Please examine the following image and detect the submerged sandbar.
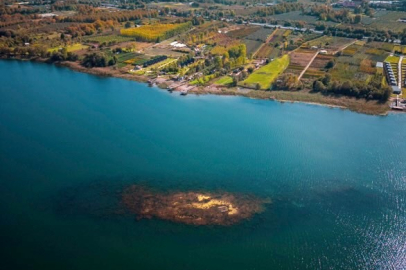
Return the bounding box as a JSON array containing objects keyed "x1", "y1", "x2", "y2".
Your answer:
[{"x1": 122, "y1": 185, "x2": 269, "y2": 226}]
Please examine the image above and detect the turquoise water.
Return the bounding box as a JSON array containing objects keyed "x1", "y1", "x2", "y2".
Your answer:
[{"x1": 1, "y1": 60, "x2": 406, "y2": 270}]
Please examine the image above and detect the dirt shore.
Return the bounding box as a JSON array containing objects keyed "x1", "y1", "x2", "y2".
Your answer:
[{"x1": 1, "y1": 57, "x2": 391, "y2": 115}]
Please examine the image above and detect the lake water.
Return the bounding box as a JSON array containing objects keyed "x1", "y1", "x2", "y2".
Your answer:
[{"x1": 1, "y1": 60, "x2": 406, "y2": 270}]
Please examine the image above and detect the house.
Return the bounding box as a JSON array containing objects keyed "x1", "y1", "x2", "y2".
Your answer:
[{"x1": 392, "y1": 86, "x2": 401, "y2": 94}]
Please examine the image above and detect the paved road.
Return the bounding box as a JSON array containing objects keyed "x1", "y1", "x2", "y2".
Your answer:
[{"x1": 398, "y1": 56, "x2": 403, "y2": 89}]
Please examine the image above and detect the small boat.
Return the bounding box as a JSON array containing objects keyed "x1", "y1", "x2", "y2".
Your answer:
[{"x1": 180, "y1": 90, "x2": 188, "y2": 96}]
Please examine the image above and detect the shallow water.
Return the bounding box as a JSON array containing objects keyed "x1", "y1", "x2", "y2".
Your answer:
[{"x1": 1, "y1": 60, "x2": 406, "y2": 270}]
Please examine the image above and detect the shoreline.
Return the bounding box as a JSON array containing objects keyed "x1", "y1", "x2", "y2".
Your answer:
[{"x1": 1, "y1": 57, "x2": 392, "y2": 116}]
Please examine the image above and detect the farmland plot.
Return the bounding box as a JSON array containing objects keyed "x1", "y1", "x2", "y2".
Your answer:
[
  {"x1": 243, "y1": 39, "x2": 263, "y2": 55},
  {"x1": 302, "y1": 68, "x2": 325, "y2": 79},
  {"x1": 255, "y1": 44, "x2": 274, "y2": 58},
  {"x1": 241, "y1": 55, "x2": 289, "y2": 89},
  {"x1": 342, "y1": 44, "x2": 361, "y2": 56},
  {"x1": 208, "y1": 33, "x2": 240, "y2": 47},
  {"x1": 331, "y1": 62, "x2": 360, "y2": 81},
  {"x1": 366, "y1": 42, "x2": 394, "y2": 53},
  {"x1": 226, "y1": 26, "x2": 261, "y2": 39},
  {"x1": 326, "y1": 40, "x2": 392, "y2": 83},
  {"x1": 116, "y1": 52, "x2": 140, "y2": 63},
  {"x1": 267, "y1": 29, "x2": 286, "y2": 44},
  {"x1": 304, "y1": 36, "x2": 355, "y2": 53},
  {"x1": 284, "y1": 49, "x2": 316, "y2": 75},
  {"x1": 303, "y1": 54, "x2": 333, "y2": 79},
  {"x1": 361, "y1": 10, "x2": 406, "y2": 32},
  {"x1": 84, "y1": 35, "x2": 134, "y2": 44},
  {"x1": 120, "y1": 22, "x2": 191, "y2": 42},
  {"x1": 309, "y1": 54, "x2": 334, "y2": 69},
  {"x1": 269, "y1": 11, "x2": 337, "y2": 26},
  {"x1": 143, "y1": 47, "x2": 185, "y2": 57},
  {"x1": 269, "y1": 48, "x2": 281, "y2": 59},
  {"x1": 245, "y1": 27, "x2": 275, "y2": 42}
]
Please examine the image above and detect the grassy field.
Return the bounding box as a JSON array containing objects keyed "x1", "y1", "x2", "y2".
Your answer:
[
  {"x1": 385, "y1": 55, "x2": 400, "y2": 64},
  {"x1": 215, "y1": 76, "x2": 233, "y2": 85},
  {"x1": 133, "y1": 58, "x2": 176, "y2": 75},
  {"x1": 48, "y1": 43, "x2": 88, "y2": 53},
  {"x1": 191, "y1": 74, "x2": 217, "y2": 85},
  {"x1": 393, "y1": 45, "x2": 406, "y2": 54},
  {"x1": 84, "y1": 35, "x2": 134, "y2": 44},
  {"x1": 241, "y1": 54, "x2": 290, "y2": 89}
]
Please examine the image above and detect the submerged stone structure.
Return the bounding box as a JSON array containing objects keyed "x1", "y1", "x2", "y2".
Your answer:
[{"x1": 122, "y1": 185, "x2": 269, "y2": 226}]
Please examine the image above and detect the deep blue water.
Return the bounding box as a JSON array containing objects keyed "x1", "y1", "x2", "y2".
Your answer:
[{"x1": 1, "y1": 60, "x2": 406, "y2": 270}]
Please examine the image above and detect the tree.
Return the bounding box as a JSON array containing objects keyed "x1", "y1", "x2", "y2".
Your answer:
[
  {"x1": 231, "y1": 76, "x2": 238, "y2": 87},
  {"x1": 313, "y1": 80, "x2": 325, "y2": 92},
  {"x1": 354, "y1": 15, "x2": 361, "y2": 24},
  {"x1": 81, "y1": 53, "x2": 110, "y2": 68},
  {"x1": 322, "y1": 74, "x2": 331, "y2": 86},
  {"x1": 214, "y1": 56, "x2": 223, "y2": 69},
  {"x1": 325, "y1": 60, "x2": 335, "y2": 69},
  {"x1": 67, "y1": 52, "x2": 78, "y2": 61},
  {"x1": 61, "y1": 47, "x2": 68, "y2": 60},
  {"x1": 340, "y1": 81, "x2": 353, "y2": 95}
]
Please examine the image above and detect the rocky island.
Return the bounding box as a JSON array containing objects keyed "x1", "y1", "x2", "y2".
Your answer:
[{"x1": 122, "y1": 185, "x2": 269, "y2": 226}]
